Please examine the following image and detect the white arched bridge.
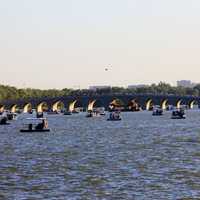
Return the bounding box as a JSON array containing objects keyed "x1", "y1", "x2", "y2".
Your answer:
[{"x1": 0, "y1": 94, "x2": 199, "y2": 113}]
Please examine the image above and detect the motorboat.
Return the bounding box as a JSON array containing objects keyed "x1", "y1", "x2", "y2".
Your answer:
[
  {"x1": 86, "y1": 110, "x2": 100, "y2": 118},
  {"x1": 63, "y1": 111, "x2": 72, "y2": 115},
  {"x1": 47, "y1": 111, "x2": 60, "y2": 115},
  {"x1": 7, "y1": 112, "x2": 18, "y2": 120},
  {"x1": 0, "y1": 116, "x2": 9, "y2": 125},
  {"x1": 100, "y1": 111, "x2": 106, "y2": 116},
  {"x1": 171, "y1": 109, "x2": 186, "y2": 119},
  {"x1": 72, "y1": 110, "x2": 79, "y2": 114},
  {"x1": 107, "y1": 111, "x2": 122, "y2": 121},
  {"x1": 152, "y1": 107, "x2": 163, "y2": 116},
  {"x1": 20, "y1": 118, "x2": 50, "y2": 132}
]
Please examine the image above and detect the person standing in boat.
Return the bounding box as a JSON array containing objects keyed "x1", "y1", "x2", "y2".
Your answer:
[{"x1": 35, "y1": 119, "x2": 46, "y2": 130}]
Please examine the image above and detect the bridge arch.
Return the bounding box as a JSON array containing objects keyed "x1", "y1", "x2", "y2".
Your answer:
[
  {"x1": 52, "y1": 101, "x2": 64, "y2": 112},
  {"x1": 161, "y1": 99, "x2": 169, "y2": 110},
  {"x1": 68, "y1": 100, "x2": 83, "y2": 112},
  {"x1": 146, "y1": 99, "x2": 154, "y2": 111},
  {"x1": 69, "y1": 100, "x2": 77, "y2": 112},
  {"x1": 23, "y1": 103, "x2": 32, "y2": 113},
  {"x1": 10, "y1": 104, "x2": 18, "y2": 113},
  {"x1": 189, "y1": 100, "x2": 198, "y2": 109},
  {"x1": 176, "y1": 99, "x2": 183, "y2": 109},
  {"x1": 37, "y1": 102, "x2": 49, "y2": 113},
  {"x1": 0, "y1": 105, "x2": 4, "y2": 113},
  {"x1": 87, "y1": 99, "x2": 104, "y2": 111},
  {"x1": 88, "y1": 100, "x2": 96, "y2": 111}
]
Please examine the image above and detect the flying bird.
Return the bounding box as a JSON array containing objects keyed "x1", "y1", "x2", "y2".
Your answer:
[{"x1": 105, "y1": 65, "x2": 111, "y2": 71}]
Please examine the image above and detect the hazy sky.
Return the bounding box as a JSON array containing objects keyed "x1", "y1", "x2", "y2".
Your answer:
[{"x1": 0, "y1": 0, "x2": 200, "y2": 89}]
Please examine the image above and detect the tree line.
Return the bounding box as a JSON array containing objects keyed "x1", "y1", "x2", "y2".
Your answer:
[{"x1": 0, "y1": 82, "x2": 200, "y2": 101}]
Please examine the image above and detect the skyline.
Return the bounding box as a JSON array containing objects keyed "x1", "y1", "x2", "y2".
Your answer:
[{"x1": 1, "y1": 0, "x2": 200, "y2": 89}]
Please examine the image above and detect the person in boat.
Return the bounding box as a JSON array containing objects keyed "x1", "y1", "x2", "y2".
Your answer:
[
  {"x1": 28, "y1": 123, "x2": 33, "y2": 130},
  {"x1": 179, "y1": 108, "x2": 185, "y2": 117},
  {"x1": 109, "y1": 110, "x2": 121, "y2": 120},
  {"x1": 36, "y1": 112, "x2": 44, "y2": 118},
  {"x1": 35, "y1": 119, "x2": 48, "y2": 130},
  {"x1": 0, "y1": 117, "x2": 8, "y2": 125}
]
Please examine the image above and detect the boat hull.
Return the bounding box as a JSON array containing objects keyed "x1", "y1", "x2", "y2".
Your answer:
[
  {"x1": 0, "y1": 123, "x2": 10, "y2": 125},
  {"x1": 20, "y1": 129, "x2": 50, "y2": 133},
  {"x1": 107, "y1": 118, "x2": 122, "y2": 121},
  {"x1": 171, "y1": 116, "x2": 186, "y2": 119}
]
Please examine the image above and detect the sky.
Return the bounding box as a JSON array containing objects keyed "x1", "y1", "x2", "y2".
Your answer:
[{"x1": 0, "y1": 0, "x2": 200, "y2": 89}]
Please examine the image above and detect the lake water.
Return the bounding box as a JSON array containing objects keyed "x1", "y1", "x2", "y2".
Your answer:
[{"x1": 0, "y1": 111, "x2": 200, "y2": 199}]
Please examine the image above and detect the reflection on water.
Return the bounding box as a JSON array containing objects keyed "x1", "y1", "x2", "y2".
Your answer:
[{"x1": 1, "y1": 111, "x2": 200, "y2": 199}]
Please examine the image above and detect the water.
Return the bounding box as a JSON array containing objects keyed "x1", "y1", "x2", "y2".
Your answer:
[{"x1": 1, "y1": 111, "x2": 200, "y2": 199}]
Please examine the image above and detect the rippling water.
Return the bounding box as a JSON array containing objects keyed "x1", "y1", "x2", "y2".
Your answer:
[{"x1": 1, "y1": 110, "x2": 200, "y2": 199}]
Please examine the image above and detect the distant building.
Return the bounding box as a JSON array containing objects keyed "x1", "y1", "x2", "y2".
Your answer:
[
  {"x1": 128, "y1": 84, "x2": 148, "y2": 89},
  {"x1": 89, "y1": 86, "x2": 111, "y2": 91},
  {"x1": 177, "y1": 80, "x2": 197, "y2": 88}
]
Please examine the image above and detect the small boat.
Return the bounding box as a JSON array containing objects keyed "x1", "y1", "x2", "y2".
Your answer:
[
  {"x1": 64, "y1": 111, "x2": 72, "y2": 115},
  {"x1": 152, "y1": 107, "x2": 163, "y2": 116},
  {"x1": 86, "y1": 113, "x2": 93, "y2": 118},
  {"x1": 20, "y1": 129, "x2": 50, "y2": 133},
  {"x1": 47, "y1": 111, "x2": 58, "y2": 115},
  {"x1": 20, "y1": 118, "x2": 50, "y2": 132},
  {"x1": 107, "y1": 111, "x2": 122, "y2": 121},
  {"x1": 72, "y1": 110, "x2": 79, "y2": 114},
  {"x1": 0, "y1": 116, "x2": 9, "y2": 125},
  {"x1": 86, "y1": 110, "x2": 101, "y2": 118},
  {"x1": 171, "y1": 109, "x2": 186, "y2": 119},
  {"x1": 107, "y1": 118, "x2": 121, "y2": 121},
  {"x1": 7, "y1": 112, "x2": 17, "y2": 120},
  {"x1": 100, "y1": 111, "x2": 106, "y2": 116}
]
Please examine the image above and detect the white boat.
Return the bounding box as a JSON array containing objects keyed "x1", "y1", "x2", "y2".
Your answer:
[
  {"x1": 152, "y1": 107, "x2": 163, "y2": 116},
  {"x1": 20, "y1": 118, "x2": 50, "y2": 132}
]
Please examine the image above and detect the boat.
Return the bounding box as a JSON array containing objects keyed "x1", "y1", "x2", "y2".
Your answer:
[
  {"x1": 86, "y1": 112, "x2": 93, "y2": 117},
  {"x1": 152, "y1": 107, "x2": 163, "y2": 116},
  {"x1": 20, "y1": 129, "x2": 50, "y2": 133},
  {"x1": 107, "y1": 111, "x2": 122, "y2": 121},
  {"x1": 72, "y1": 110, "x2": 79, "y2": 114},
  {"x1": 171, "y1": 109, "x2": 186, "y2": 119},
  {"x1": 63, "y1": 111, "x2": 72, "y2": 115},
  {"x1": 97, "y1": 107, "x2": 106, "y2": 116},
  {"x1": 20, "y1": 118, "x2": 50, "y2": 132},
  {"x1": 47, "y1": 111, "x2": 60, "y2": 115},
  {"x1": 7, "y1": 112, "x2": 17, "y2": 120},
  {"x1": 107, "y1": 118, "x2": 121, "y2": 121},
  {"x1": 0, "y1": 116, "x2": 9, "y2": 125},
  {"x1": 100, "y1": 111, "x2": 106, "y2": 116},
  {"x1": 86, "y1": 110, "x2": 101, "y2": 118}
]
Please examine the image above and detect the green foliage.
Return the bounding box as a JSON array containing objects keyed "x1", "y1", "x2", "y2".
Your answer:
[{"x1": 0, "y1": 82, "x2": 199, "y2": 101}]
